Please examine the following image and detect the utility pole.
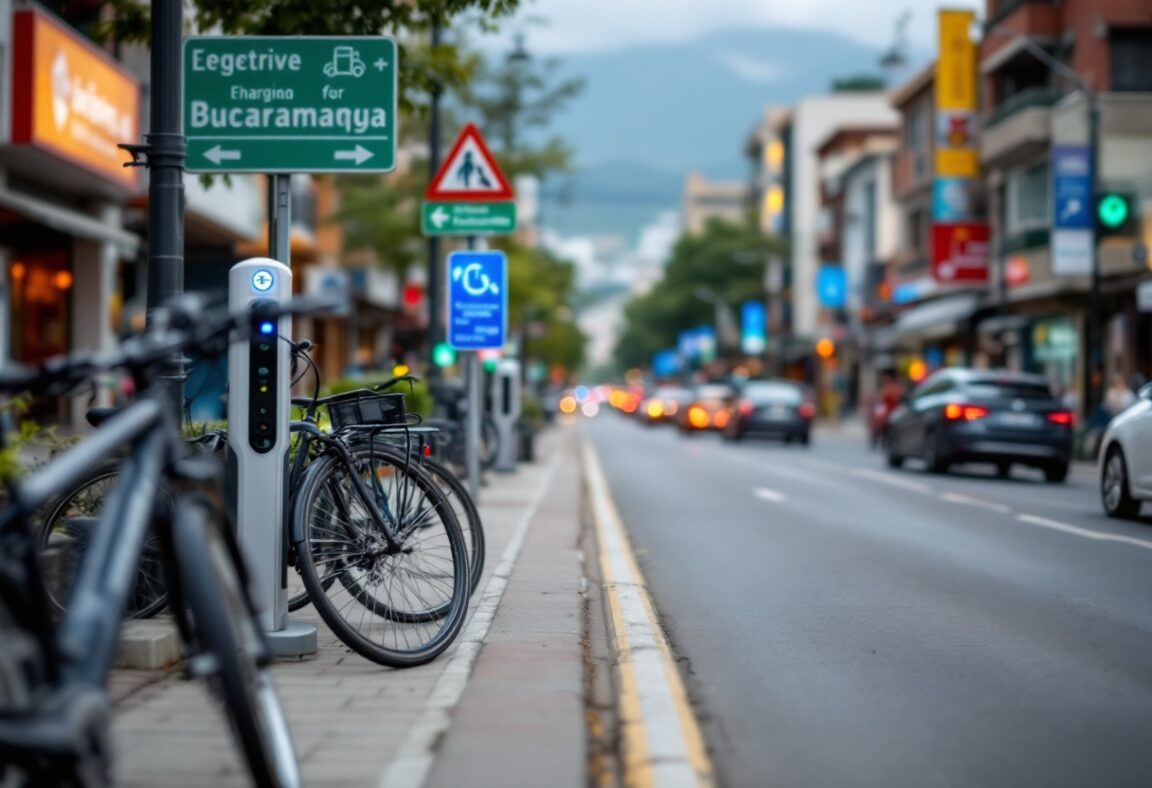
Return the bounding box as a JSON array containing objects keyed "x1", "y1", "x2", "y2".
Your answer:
[
  {"x1": 146, "y1": 0, "x2": 186, "y2": 415},
  {"x1": 1085, "y1": 90, "x2": 1101, "y2": 421},
  {"x1": 426, "y1": 18, "x2": 444, "y2": 385}
]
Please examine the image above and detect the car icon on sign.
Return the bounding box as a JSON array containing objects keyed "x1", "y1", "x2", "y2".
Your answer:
[{"x1": 324, "y1": 46, "x2": 366, "y2": 78}]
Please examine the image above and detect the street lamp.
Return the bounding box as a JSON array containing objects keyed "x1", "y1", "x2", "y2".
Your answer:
[
  {"x1": 986, "y1": 26, "x2": 1100, "y2": 419},
  {"x1": 694, "y1": 286, "x2": 740, "y2": 352}
]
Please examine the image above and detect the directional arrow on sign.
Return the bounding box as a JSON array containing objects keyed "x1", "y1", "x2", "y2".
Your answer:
[
  {"x1": 430, "y1": 206, "x2": 450, "y2": 229},
  {"x1": 204, "y1": 145, "x2": 241, "y2": 164},
  {"x1": 334, "y1": 145, "x2": 375, "y2": 165}
]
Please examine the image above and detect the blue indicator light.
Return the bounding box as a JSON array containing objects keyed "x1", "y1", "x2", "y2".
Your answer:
[{"x1": 260, "y1": 322, "x2": 275, "y2": 335}]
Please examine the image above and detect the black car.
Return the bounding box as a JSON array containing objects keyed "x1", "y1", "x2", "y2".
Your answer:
[
  {"x1": 722, "y1": 379, "x2": 815, "y2": 444},
  {"x1": 884, "y1": 368, "x2": 1074, "y2": 482}
]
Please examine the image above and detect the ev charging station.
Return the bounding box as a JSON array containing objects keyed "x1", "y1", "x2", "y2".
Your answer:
[
  {"x1": 490, "y1": 358, "x2": 521, "y2": 472},
  {"x1": 227, "y1": 256, "x2": 318, "y2": 656}
]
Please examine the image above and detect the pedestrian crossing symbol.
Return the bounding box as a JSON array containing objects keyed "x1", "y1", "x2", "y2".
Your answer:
[{"x1": 425, "y1": 123, "x2": 514, "y2": 202}]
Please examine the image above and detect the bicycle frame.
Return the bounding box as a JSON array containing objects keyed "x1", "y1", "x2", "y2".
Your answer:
[{"x1": 1, "y1": 395, "x2": 175, "y2": 687}]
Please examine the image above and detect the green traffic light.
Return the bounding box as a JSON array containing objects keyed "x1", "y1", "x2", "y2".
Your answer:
[
  {"x1": 1098, "y1": 193, "x2": 1130, "y2": 229},
  {"x1": 432, "y1": 342, "x2": 457, "y2": 367}
]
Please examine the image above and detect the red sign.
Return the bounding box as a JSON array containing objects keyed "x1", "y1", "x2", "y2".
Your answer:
[
  {"x1": 1005, "y1": 256, "x2": 1030, "y2": 287},
  {"x1": 10, "y1": 8, "x2": 140, "y2": 190},
  {"x1": 932, "y1": 222, "x2": 989, "y2": 283},
  {"x1": 425, "y1": 123, "x2": 514, "y2": 202}
]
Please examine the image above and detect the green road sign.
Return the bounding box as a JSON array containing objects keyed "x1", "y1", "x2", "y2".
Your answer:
[
  {"x1": 422, "y1": 202, "x2": 517, "y2": 236},
  {"x1": 184, "y1": 36, "x2": 397, "y2": 173},
  {"x1": 1097, "y1": 193, "x2": 1131, "y2": 230}
]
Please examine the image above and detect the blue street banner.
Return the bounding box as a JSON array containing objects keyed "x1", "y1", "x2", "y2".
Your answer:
[
  {"x1": 933, "y1": 177, "x2": 975, "y2": 221},
  {"x1": 740, "y1": 300, "x2": 767, "y2": 354},
  {"x1": 816, "y1": 265, "x2": 847, "y2": 309},
  {"x1": 447, "y1": 250, "x2": 507, "y2": 350},
  {"x1": 1052, "y1": 145, "x2": 1092, "y2": 231}
]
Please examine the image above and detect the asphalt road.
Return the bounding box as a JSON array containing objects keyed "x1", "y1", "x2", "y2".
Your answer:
[{"x1": 584, "y1": 414, "x2": 1152, "y2": 788}]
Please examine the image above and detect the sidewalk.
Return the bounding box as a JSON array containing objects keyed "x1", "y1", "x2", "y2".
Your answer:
[{"x1": 110, "y1": 426, "x2": 588, "y2": 788}]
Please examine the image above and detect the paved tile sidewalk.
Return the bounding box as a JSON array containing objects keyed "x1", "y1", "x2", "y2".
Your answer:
[{"x1": 111, "y1": 426, "x2": 581, "y2": 788}]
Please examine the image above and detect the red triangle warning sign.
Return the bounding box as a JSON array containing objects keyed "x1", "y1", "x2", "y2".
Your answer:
[{"x1": 425, "y1": 123, "x2": 515, "y2": 202}]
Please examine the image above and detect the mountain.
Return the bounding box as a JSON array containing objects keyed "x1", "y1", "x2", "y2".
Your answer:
[{"x1": 532, "y1": 27, "x2": 924, "y2": 242}]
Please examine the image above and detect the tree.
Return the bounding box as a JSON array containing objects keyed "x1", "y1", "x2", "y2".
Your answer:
[{"x1": 614, "y1": 218, "x2": 786, "y2": 370}]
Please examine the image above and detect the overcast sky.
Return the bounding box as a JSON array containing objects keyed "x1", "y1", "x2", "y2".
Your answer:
[{"x1": 486, "y1": 0, "x2": 982, "y2": 55}]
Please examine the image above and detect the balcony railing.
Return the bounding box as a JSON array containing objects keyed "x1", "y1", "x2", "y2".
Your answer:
[{"x1": 986, "y1": 87, "x2": 1063, "y2": 129}]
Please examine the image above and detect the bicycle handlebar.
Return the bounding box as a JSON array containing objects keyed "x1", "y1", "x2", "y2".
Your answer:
[
  {"x1": 371, "y1": 374, "x2": 420, "y2": 392},
  {"x1": 0, "y1": 293, "x2": 346, "y2": 397}
]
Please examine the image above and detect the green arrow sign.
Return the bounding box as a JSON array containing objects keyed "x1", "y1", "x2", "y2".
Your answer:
[
  {"x1": 422, "y1": 202, "x2": 517, "y2": 236},
  {"x1": 184, "y1": 36, "x2": 397, "y2": 173}
]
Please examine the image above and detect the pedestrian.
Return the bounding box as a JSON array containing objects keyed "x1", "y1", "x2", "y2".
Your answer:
[{"x1": 1104, "y1": 372, "x2": 1137, "y2": 419}]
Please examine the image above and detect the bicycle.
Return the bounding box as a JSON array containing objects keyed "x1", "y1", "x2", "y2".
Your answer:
[
  {"x1": 38, "y1": 347, "x2": 476, "y2": 669},
  {"x1": 0, "y1": 294, "x2": 316, "y2": 787}
]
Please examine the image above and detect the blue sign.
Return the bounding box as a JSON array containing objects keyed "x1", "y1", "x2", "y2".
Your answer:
[
  {"x1": 933, "y1": 178, "x2": 974, "y2": 221},
  {"x1": 740, "y1": 301, "x2": 767, "y2": 354},
  {"x1": 652, "y1": 350, "x2": 680, "y2": 377},
  {"x1": 816, "y1": 265, "x2": 847, "y2": 308},
  {"x1": 678, "y1": 330, "x2": 697, "y2": 360},
  {"x1": 447, "y1": 250, "x2": 507, "y2": 350},
  {"x1": 1052, "y1": 145, "x2": 1092, "y2": 231},
  {"x1": 695, "y1": 326, "x2": 717, "y2": 362}
]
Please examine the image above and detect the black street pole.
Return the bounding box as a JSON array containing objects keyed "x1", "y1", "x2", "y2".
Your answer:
[
  {"x1": 1085, "y1": 89, "x2": 1102, "y2": 423},
  {"x1": 146, "y1": 0, "x2": 186, "y2": 416},
  {"x1": 426, "y1": 19, "x2": 444, "y2": 385}
]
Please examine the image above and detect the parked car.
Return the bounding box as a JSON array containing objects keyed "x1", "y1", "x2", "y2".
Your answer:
[
  {"x1": 722, "y1": 379, "x2": 815, "y2": 445},
  {"x1": 677, "y1": 383, "x2": 735, "y2": 434},
  {"x1": 884, "y1": 368, "x2": 1074, "y2": 482},
  {"x1": 640, "y1": 386, "x2": 694, "y2": 426},
  {"x1": 1099, "y1": 383, "x2": 1152, "y2": 518}
]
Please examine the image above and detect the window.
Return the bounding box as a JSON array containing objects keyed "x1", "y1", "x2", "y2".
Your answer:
[
  {"x1": 1006, "y1": 161, "x2": 1050, "y2": 233},
  {"x1": 905, "y1": 105, "x2": 924, "y2": 151},
  {"x1": 1111, "y1": 29, "x2": 1152, "y2": 92}
]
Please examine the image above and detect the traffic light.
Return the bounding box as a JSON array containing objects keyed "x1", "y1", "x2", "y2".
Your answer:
[
  {"x1": 1097, "y1": 192, "x2": 1136, "y2": 236},
  {"x1": 432, "y1": 342, "x2": 457, "y2": 367}
]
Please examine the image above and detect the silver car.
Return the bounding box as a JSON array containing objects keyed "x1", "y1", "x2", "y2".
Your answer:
[{"x1": 1099, "y1": 384, "x2": 1152, "y2": 518}]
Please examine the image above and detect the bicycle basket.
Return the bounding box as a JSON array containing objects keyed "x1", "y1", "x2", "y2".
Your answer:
[{"x1": 326, "y1": 389, "x2": 407, "y2": 430}]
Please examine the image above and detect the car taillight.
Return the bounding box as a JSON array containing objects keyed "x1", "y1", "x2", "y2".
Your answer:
[
  {"x1": 797, "y1": 402, "x2": 816, "y2": 419},
  {"x1": 1047, "y1": 411, "x2": 1074, "y2": 426},
  {"x1": 944, "y1": 403, "x2": 989, "y2": 421},
  {"x1": 688, "y1": 405, "x2": 710, "y2": 429},
  {"x1": 714, "y1": 410, "x2": 730, "y2": 429},
  {"x1": 738, "y1": 399, "x2": 755, "y2": 416},
  {"x1": 646, "y1": 399, "x2": 665, "y2": 419}
]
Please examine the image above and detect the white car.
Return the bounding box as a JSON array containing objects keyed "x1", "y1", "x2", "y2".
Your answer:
[{"x1": 1099, "y1": 385, "x2": 1152, "y2": 518}]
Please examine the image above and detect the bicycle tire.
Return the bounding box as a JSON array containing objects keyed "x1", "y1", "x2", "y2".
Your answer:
[
  {"x1": 411, "y1": 453, "x2": 485, "y2": 594},
  {"x1": 293, "y1": 445, "x2": 469, "y2": 668},
  {"x1": 37, "y1": 462, "x2": 169, "y2": 619},
  {"x1": 172, "y1": 497, "x2": 300, "y2": 788}
]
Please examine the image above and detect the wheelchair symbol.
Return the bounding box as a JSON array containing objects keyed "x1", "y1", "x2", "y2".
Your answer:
[{"x1": 453, "y1": 263, "x2": 499, "y2": 297}]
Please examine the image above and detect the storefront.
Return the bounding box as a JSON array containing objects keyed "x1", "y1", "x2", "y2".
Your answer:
[{"x1": 0, "y1": 4, "x2": 140, "y2": 422}]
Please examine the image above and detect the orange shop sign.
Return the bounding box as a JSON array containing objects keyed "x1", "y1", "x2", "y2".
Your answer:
[{"x1": 10, "y1": 8, "x2": 140, "y2": 189}]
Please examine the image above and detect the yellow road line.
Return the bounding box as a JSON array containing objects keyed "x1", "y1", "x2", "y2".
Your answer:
[{"x1": 583, "y1": 440, "x2": 715, "y2": 788}]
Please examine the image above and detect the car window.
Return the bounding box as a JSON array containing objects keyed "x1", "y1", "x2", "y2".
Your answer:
[
  {"x1": 914, "y1": 377, "x2": 953, "y2": 399},
  {"x1": 964, "y1": 381, "x2": 1052, "y2": 400},
  {"x1": 741, "y1": 382, "x2": 803, "y2": 404}
]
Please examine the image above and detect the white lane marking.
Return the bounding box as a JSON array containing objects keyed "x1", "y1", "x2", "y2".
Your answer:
[
  {"x1": 754, "y1": 487, "x2": 788, "y2": 503},
  {"x1": 1015, "y1": 514, "x2": 1152, "y2": 551},
  {"x1": 378, "y1": 454, "x2": 561, "y2": 788},
  {"x1": 851, "y1": 467, "x2": 933, "y2": 494},
  {"x1": 940, "y1": 491, "x2": 1013, "y2": 515}
]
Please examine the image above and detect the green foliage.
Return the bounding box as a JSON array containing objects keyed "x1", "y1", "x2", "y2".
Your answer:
[
  {"x1": 0, "y1": 397, "x2": 83, "y2": 481},
  {"x1": 614, "y1": 217, "x2": 787, "y2": 370},
  {"x1": 329, "y1": 169, "x2": 424, "y2": 278}
]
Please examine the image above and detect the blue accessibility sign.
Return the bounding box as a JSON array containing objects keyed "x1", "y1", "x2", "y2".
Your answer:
[{"x1": 447, "y1": 250, "x2": 507, "y2": 350}]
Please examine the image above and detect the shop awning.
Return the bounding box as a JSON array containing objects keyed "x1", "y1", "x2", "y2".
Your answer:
[
  {"x1": 891, "y1": 292, "x2": 983, "y2": 342},
  {"x1": 0, "y1": 185, "x2": 139, "y2": 258}
]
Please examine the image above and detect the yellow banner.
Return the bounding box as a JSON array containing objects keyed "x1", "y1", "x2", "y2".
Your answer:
[{"x1": 936, "y1": 9, "x2": 976, "y2": 111}]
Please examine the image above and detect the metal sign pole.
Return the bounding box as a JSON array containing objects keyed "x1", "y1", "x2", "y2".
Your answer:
[{"x1": 465, "y1": 234, "x2": 484, "y2": 503}]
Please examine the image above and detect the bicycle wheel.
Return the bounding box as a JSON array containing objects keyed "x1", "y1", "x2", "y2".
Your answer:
[
  {"x1": 412, "y1": 453, "x2": 485, "y2": 594},
  {"x1": 171, "y1": 497, "x2": 299, "y2": 788},
  {"x1": 38, "y1": 462, "x2": 168, "y2": 619},
  {"x1": 293, "y1": 445, "x2": 469, "y2": 668}
]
